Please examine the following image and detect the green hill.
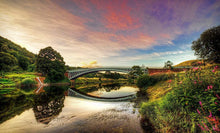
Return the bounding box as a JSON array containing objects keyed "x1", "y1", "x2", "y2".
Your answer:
[
  {"x1": 0, "y1": 36, "x2": 36, "y2": 72},
  {"x1": 174, "y1": 59, "x2": 200, "y2": 67}
]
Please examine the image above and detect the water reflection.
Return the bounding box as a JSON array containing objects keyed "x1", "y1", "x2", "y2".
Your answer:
[
  {"x1": 0, "y1": 94, "x2": 33, "y2": 124},
  {"x1": 0, "y1": 83, "x2": 151, "y2": 133},
  {"x1": 33, "y1": 86, "x2": 67, "y2": 124},
  {"x1": 75, "y1": 82, "x2": 139, "y2": 98},
  {"x1": 76, "y1": 83, "x2": 122, "y2": 93},
  {"x1": 0, "y1": 85, "x2": 69, "y2": 125},
  {"x1": 102, "y1": 83, "x2": 121, "y2": 92}
]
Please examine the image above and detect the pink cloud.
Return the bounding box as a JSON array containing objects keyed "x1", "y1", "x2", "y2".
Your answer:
[
  {"x1": 104, "y1": 12, "x2": 140, "y2": 31},
  {"x1": 0, "y1": 0, "x2": 219, "y2": 67}
]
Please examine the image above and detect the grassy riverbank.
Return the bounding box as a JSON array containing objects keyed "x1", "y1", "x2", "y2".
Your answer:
[
  {"x1": 139, "y1": 66, "x2": 220, "y2": 132},
  {"x1": 0, "y1": 72, "x2": 38, "y2": 95},
  {"x1": 0, "y1": 72, "x2": 37, "y2": 87},
  {"x1": 74, "y1": 77, "x2": 127, "y2": 84}
]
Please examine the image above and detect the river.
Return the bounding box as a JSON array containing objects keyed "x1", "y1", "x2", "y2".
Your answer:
[{"x1": 0, "y1": 82, "x2": 151, "y2": 133}]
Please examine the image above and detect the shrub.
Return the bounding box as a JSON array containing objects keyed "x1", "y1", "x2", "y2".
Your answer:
[
  {"x1": 21, "y1": 78, "x2": 36, "y2": 86},
  {"x1": 137, "y1": 74, "x2": 151, "y2": 88},
  {"x1": 140, "y1": 66, "x2": 220, "y2": 132},
  {"x1": 137, "y1": 73, "x2": 175, "y2": 88},
  {"x1": 46, "y1": 69, "x2": 65, "y2": 83}
]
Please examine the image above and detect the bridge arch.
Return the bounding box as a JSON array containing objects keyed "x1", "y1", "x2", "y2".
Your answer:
[
  {"x1": 68, "y1": 88, "x2": 136, "y2": 102},
  {"x1": 67, "y1": 68, "x2": 134, "y2": 80}
]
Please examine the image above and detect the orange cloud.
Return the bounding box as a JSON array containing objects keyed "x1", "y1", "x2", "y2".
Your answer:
[{"x1": 81, "y1": 60, "x2": 100, "y2": 68}]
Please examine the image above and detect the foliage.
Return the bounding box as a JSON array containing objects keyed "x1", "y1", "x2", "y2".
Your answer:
[
  {"x1": 137, "y1": 73, "x2": 175, "y2": 88},
  {"x1": 0, "y1": 72, "x2": 37, "y2": 88},
  {"x1": 192, "y1": 25, "x2": 220, "y2": 63},
  {"x1": 0, "y1": 94, "x2": 33, "y2": 124},
  {"x1": 17, "y1": 55, "x2": 29, "y2": 70},
  {"x1": 36, "y1": 46, "x2": 66, "y2": 82},
  {"x1": 20, "y1": 78, "x2": 37, "y2": 86},
  {"x1": 0, "y1": 52, "x2": 18, "y2": 71},
  {"x1": 103, "y1": 72, "x2": 126, "y2": 79},
  {"x1": 140, "y1": 66, "x2": 220, "y2": 132},
  {"x1": 137, "y1": 74, "x2": 151, "y2": 88},
  {"x1": 82, "y1": 73, "x2": 97, "y2": 78},
  {"x1": 129, "y1": 65, "x2": 144, "y2": 82},
  {"x1": 0, "y1": 36, "x2": 36, "y2": 71},
  {"x1": 130, "y1": 65, "x2": 143, "y2": 76},
  {"x1": 146, "y1": 80, "x2": 173, "y2": 101},
  {"x1": 65, "y1": 65, "x2": 82, "y2": 70},
  {"x1": 27, "y1": 64, "x2": 36, "y2": 72},
  {"x1": 164, "y1": 60, "x2": 173, "y2": 69},
  {"x1": 0, "y1": 78, "x2": 16, "y2": 88}
]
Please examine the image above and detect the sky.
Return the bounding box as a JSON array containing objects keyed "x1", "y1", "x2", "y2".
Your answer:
[{"x1": 0, "y1": 0, "x2": 220, "y2": 67}]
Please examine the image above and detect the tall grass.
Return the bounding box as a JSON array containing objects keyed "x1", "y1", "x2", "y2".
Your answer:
[
  {"x1": 137, "y1": 73, "x2": 175, "y2": 88},
  {"x1": 140, "y1": 66, "x2": 220, "y2": 132}
]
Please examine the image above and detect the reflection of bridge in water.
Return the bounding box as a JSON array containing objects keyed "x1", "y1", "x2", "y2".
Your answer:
[
  {"x1": 68, "y1": 88, "x2": 136, "y2": 102},
  {"x1": 66, "y1": 67, "x2": 148, "y2": 80}
]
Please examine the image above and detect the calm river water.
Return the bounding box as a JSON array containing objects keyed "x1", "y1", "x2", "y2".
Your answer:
[{"x1": 0, "y1": 82, "x2": 150, "y2": 133}]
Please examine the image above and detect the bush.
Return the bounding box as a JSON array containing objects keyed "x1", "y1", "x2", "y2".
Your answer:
[
  {"x1": 140, "y1": 66, "x2": 220, "y2": 132},
  {"x1": 150, "y1": 73, "x2": 175, "y2": 83},
  {"x1": 137, "y1": 73, "x2": 175, "y2": 88},
  {"x1": 21, "y1": 78, "x2": 36, "y2": 86},
  {"x1": 137, "y1": 74, "x2": 151, "y2": 88},
  {"x1": 46, "y1": 69, "x2": 65, "y2": 83}
]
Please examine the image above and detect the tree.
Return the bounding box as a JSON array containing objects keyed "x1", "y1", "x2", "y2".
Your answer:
[
  {"x1": 192, "y1": 25, "x2": 220, "y2": 63},
  {"x1": 18, "y1": 55, "x2": 29, "y2": 70},
  {"x1": 164, "y1": 60, "x2": 173, "y2": 69},
  {"x1": 129, "y1": 65, "x2": 143, "y2": 77},
  {"x1": 0, "y1": 52, "x2": 17, "y2": 71},
  {"x1": 36, "y1": 47, "x2": 66, "y2": 82}
]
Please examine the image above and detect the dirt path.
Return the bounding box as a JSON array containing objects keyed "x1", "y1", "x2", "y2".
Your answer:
[{"x1": 34, "y1": 77, "x2": 45, "y2": 94}]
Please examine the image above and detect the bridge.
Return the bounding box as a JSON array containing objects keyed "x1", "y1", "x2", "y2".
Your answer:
[
  {"x1": 68, "y1": 88, "x2": 136, "y2": 102},
  {"x1": 66, "y1": 67, "x2": 147, "y2": 80}
]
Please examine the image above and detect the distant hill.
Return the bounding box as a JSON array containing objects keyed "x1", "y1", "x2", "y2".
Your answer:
[
  {"x1": 175, "y1": 60, "x2": 200, "y2": 67},
  {"x1": 0, "y1": 36, "x2": 36, "y2": 71}
]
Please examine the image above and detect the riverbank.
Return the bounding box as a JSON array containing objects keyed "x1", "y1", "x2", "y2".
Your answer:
[
  {"x1": 139, "y1": 66, "x2": 220, "y2": 132},
  {"x1": 74, "y1": 77, "x2": 128, "y2": 84},
  {"x1": 0, "y1": 72, "x2": 71, "y2": 95},
  {"x1": 0, "y1": 72, "x2": 37, "y2": 88}
]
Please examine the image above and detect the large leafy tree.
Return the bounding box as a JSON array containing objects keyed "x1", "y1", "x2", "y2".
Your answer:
[
  {"x1": 18, "y1": 55, "x2": 29, "y2": 70},
  {"x1": 192, "y1": 25, "x2": 220, "y2": 63},
  {"x1": 164, "y1": 60, "x2": 173, "y2": 69},
  {"x1": 0, "y1": 52, "x2": 17, "y2": 71},
  {"x1": 129, "y1": 65, "x2": 143, "y2": 77},
  {"x1": 36, "y1": 47, "x2": 66, "y2": 82}
]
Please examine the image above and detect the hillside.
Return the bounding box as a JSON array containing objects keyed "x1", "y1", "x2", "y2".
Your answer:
[
  {"x1": 174, "y1": 59, "x2": 200, "y2": 67},
  {"x1": 0, "y1": 36, "x2": 36, "y2": 71}
]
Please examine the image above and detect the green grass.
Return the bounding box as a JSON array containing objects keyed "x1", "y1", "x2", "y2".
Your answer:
[
  {"x1": 140, "y1": 66, "x2": 220, "y2": 132},
  {"x1": 75, "y1": 77, "x2": 127, "y2": 84},
  {"x1": 0, "y1": 78, "x2": 16, "y2": 87},
  {"x1": 175, "y1": 59, "x2": 200, "y2": 67},
  {"x1": 0, "y1": 72, "x2": 37, "y2": 88},
  {"x1": 5, "y1": 72, "x2": 37, "y2": 78},
  {"x1": 0, "y1": 87, "x2": 21, "y2": 96}
]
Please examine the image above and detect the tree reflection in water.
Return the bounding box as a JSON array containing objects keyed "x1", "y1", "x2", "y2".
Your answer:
[
  {"x1": 33, "y1": 86, "x2": 68, "y2": 124},
  {"x1": 76, "y1": 83, "x2": 123, "y2": 93},
  {"x1": 0, "y1": 94, "x2": 33, "y2": 124},
  {"x1": 102, "y1": 83, "x2": 121, "y2": 92}
]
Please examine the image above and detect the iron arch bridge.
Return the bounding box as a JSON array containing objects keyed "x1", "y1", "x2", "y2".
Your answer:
[
  {"x1": 66, "y1": 67, "x2": 148, "y2": 80},
  {"x1": 68, "y1": 88, "x2": 136, "y2": 102}
]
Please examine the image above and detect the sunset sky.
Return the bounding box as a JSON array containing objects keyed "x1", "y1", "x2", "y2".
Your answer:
[{"x1": 0, "y1": 0, "x2": 220, "y2": 67}]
